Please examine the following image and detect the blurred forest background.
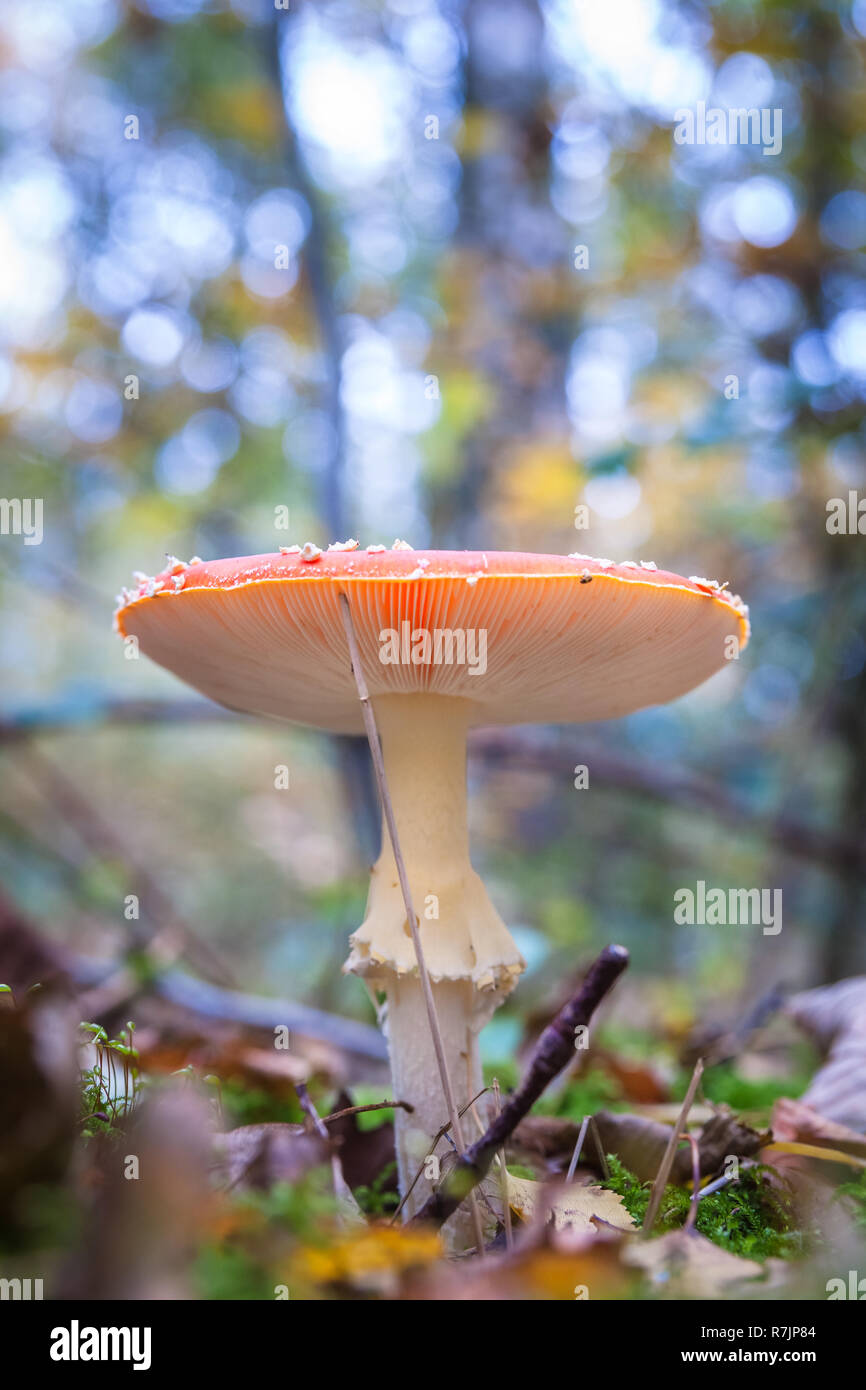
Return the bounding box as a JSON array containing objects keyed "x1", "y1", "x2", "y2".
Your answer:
[{"x1": 0, "y1": 0, "x2": 865, "y2": 1076}]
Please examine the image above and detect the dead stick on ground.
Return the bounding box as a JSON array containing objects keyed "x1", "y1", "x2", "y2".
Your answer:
[
  {"x1": 493, "y1": 1077, "x2": 513, "y2": 1251},
  {"x1": 565, "y1": 1115, "x2": 591, "y2": 1183},
  {"x1": 12, "y1": 748, "x2": 233, "y2": 987},
  {"x1": 642, "y1": 1057, "x2": 705, "y2": 1236},
  {"x1": 589, "y1": 1115, "x2": 610, "y2": 1180},
  {"x1": 320, "y1": 1099, "x2": 414, "y2": 1125},
  {"x1": 338, "y1": 593, "x2": 486, "y2": 1255},
  {"x1": 683, "y1": 1132, "x2": 701, "y2": 1231},
  {"x1": 412, "y1": 943, "x2": 630, "y2": 1227},
  {"x1": 296, "y1": 1082, "x2": 356, "y2": 1210}
]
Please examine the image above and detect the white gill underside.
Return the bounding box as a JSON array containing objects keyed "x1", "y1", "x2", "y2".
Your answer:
[{"x1": 120, "y1": 570, "x2": 742, "y2": 734}]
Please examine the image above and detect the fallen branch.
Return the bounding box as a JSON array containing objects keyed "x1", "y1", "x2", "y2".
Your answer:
[
  {"x1": 3, "y1": 698, "x2": 860, "y2": 878},
  {"x1": 320, "y1": 1099, "x2": 414, "y2": 1124},
  {"x1": 683, "y1": 1132, "x2": 701, "y2": 1231},
  {"x1": 472, "y1": 730, "x2": 866, "y2": 880},
  {"x1": 412, "y1": 944, "x2": 629, "y2": 1227},
  {"x1": 9, "y1": 744, "x2": 233, "y2": 986},
  {"x1": 69, "y1": 956, "x2": 389, "y2": 1063}
]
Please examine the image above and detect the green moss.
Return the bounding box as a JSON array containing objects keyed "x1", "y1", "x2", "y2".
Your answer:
[
  {"x1": 335, "y1": 1087, "x2": 399, "y2": 1133},
  {"x1": 602, "y1": 1154, "x2": 651, "y2": 1223},
  {"x1": 601, "y1": 1155, "x2": 801, "y2": 1260},
  {"x1": 539, "y1": 1067, "x2": 625, "y2": 1118},
  {"x1": 594, "y1": 1023, "x2": 671, "y2": 1062},
  {"x1": 482, "y1": 1059, "x2": 520, "y2": 1093},
  {"x1": 247, "y1": 1176, "x2": 339, "y2": 1238},
  {"x1": 219, "y1": 1077, "x2": 304, "y2": 1127},
  {"x1": 194, "y1": 1176, "x2": 339, "y2": 1300},
  {"x1": 836, "y1": 1171, "x2": 866, "y2": 1231},
  {"x1": 194, "y1": 1244, "x2": 276, "y2": 1301},
  {"x1": 79, "y1": 1020, "x2": 142, "y2": 1136},
  {"x1": 505, "y1": 1163, "x2": 536, "y2": 1181}
]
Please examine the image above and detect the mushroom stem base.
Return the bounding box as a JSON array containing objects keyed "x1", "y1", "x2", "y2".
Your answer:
[
  {"x1": 384, "y1": 973, "x2": 485, "y2": 1227},
  {"x1": 343, "y1": 693, "x2": 522, "y2": 1245},
  {"x1": 345, "y1": 693, "x2": 524, "y2": 999}
]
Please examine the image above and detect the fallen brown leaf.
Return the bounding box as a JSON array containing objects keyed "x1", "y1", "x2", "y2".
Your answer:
[
  {"x1": 591, "y1": 1112, "x2": 669, "y2": 1181},
  {"x1": 623, "y1": 1229, "x2": 765, "y2": 1299},
  {"x1": 772, "y1": 1097, "x2": 866, "y2": 1159},
  {"x1": 507, "y1": 1173, "x2": 636, "y2": 1233},
  {"x1": 511, "y1": 1114, "x2": 582, "y2": 1167},
  {"x1": 406, "y1": 1223, "x2": 631, "y2": 1301},
  {"x1": 213, "y1": 1122, "x2": 331, "y2": 1190},
  {"x1": 324, "y1": 1090, "x2": 398, "y2": 1192},
  {"x1": 291, "y1": 1224, "x2": 442, "y2": 1297},
  {"x1": 592, "y1": 1108, "x2": 764, "y2": 1184},
  {"x1": 785, "y1": 977, "x2": 866, "y2": 1131},
  {"x1": 594, "y1": 1048, "x2": 671, "y2": 1103},
  {"x1": 684, "y1": 1107, "x2": 765, "y2": 1178}
]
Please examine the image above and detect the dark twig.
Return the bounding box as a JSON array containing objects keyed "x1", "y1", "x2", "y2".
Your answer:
[
  {"x1": 0, "y1": 696, "x2": 239, "y2": 743},
  {"x1": 320, "y1": 1099, "x2": 414, "y2": 1124},
  {"x1": 68, "y1": 956, "x2": 389, "y2": 1062},
  {"x1": 10, "y1": 745, "x2": 232, "y2": 986},
  {"x1": 695, "y1": 984, "x2": 786, "y2": 1069},
  {"x1": 412, "y1": 944, "x2": 630, "y2": 1227},
  {"x1": 471, "y1": 731, "x2": 866, "y2": 880}
]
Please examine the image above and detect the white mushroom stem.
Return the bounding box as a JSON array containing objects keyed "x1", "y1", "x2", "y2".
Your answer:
[
  {"x1": 344, "y1": 694, "x2": 524, "y2": 1218},
  {"x1": 385, "y1": 974, "x2": 481, "y2": 1211}
]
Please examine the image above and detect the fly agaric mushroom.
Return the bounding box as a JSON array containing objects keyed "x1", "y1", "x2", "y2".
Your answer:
[{"x1": 115, "y1": 547, "x2": 749, "y2": 1217}]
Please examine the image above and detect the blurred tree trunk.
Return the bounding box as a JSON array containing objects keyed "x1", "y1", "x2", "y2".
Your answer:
[
  {"x1": 444, "y1": 0, "x2": 559, "y2": 547},
  {"x1": 799, "y1": 8, "x2": 866, "y2": 979}
]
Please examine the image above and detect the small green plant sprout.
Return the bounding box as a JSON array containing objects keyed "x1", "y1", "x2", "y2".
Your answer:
[
  {"x1": 836, "y1": 1171, "x2": 866, "y2": 1231},
  {"x1": 202, "y1": 1072, "x2": 225, "y2": 1125},
  {"x1": 80, "y1": 1019, "x2": 141, "y2": 1133},
  {"x1": 354, "y1": 1162, "x2": 400, "y2": 1217}
]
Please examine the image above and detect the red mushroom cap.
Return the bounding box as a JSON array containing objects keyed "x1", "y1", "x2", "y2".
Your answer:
[{"x1": 115, "y1": 546, "x2": 749, "y2": 734}]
